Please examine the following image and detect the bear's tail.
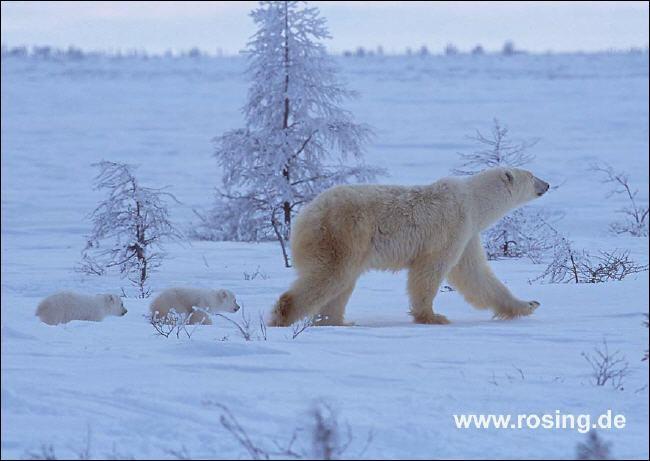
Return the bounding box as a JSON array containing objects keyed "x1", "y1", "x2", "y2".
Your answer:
[{"x1": 268, "y1": 292, "x2": 294, "y2": 327}]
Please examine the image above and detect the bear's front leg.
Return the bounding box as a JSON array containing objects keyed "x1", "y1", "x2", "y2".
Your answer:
[
  {"x1": 407, "y1": 260, "x2": 450, "y2": 325},
  {"x1": 447, "y1": 235, "x2": 540, "y2": 320},
  {"x1": 492, "y1": 300, "x2": 540, "y2": 320}
]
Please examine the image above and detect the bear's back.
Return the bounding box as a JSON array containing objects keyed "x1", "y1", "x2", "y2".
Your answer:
[{"x1": 150, "y1": 288, "x2": 208, "y2": 316}]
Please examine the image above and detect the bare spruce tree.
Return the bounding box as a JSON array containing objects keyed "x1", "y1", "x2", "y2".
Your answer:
[
  {"x1": 452, "y1": 119, "x2": 558, "y2": 261},
  {"x1": 79, "y1": 161, "x2": 183, "y2": 297},
  {"x1": 196, "y1": 1, "x2": 383, "y2": 267}
]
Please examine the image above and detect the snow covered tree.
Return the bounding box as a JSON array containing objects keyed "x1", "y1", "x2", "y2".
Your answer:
[
  {"x1": 444, "y1": 43, "x2": 458, "y2": 56},
  {"x1": 79, "y1": 161, "x2": 183, "y2": 298},
  {"x1": 471, "y1": 44, "x2": 485, "y2": 56},
  {"x1": 453, "y1": 119, "x2": 554, "y2": 261},
  {"x1": 452, "y1": 119, "x2": 537, "y2": 176},
  {"x1": 196, "y1": 1, "x2": 383, "y2": 267}
]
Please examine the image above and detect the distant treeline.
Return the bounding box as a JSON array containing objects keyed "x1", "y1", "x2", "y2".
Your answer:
[
  {"x1": 342, "y1": 41, "x2": 648, "y2": 57},
  {"x1": 343, "y1": 41, "x2": 525, "y2": 57},
  {"x1": 0, "y1": 45, "x2": 215, "y2": 60},
  {"x1": 2, "y1": 43, "x2": 648, "y2": 60}
]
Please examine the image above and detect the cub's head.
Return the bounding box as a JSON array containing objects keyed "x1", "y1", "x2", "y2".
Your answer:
[
  {"x1": 213, "y1": 289, "x2": 240, "y2": 313},
  {"x1": 100, "y1": 293, "x2": 128, "y2": 316},
  {"x1": 498, "y1": 167, "x2": 549, "y2": 205}
]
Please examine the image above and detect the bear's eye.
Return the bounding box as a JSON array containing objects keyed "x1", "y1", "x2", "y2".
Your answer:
[{"x1": 505, "y1": 171, "x2": 514, "y2": 183}]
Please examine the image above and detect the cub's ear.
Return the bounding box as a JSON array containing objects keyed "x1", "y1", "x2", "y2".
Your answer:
[{"x1": 217, "y1": 289, "x2": 227, "y2": 299}]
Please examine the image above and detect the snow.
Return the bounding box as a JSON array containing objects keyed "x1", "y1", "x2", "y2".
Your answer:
[{"x1": 1, "y1": 52, "x2": 649, "y2": 459}]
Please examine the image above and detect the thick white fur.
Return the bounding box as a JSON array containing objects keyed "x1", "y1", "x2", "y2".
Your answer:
[
  {"x1": 270, "y1": 167, "x2": 549, "y2": 326},
  {"x1": 36, "y1": 291, "x2": 127, "y2": 325},
  {"x1": 149, "y1": 288, "x2": 240, "y2": 325}
]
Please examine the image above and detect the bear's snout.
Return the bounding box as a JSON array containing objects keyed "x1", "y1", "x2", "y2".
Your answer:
[
  {"x1": 121, "y1": 308, "x2": 128, "y2": 316},
  {"x1": 534, "y1": 176, "x2": 550, "y2": 196},
  {"x1": 232, "y1": 303, "x2": 241, "y2": 312}
]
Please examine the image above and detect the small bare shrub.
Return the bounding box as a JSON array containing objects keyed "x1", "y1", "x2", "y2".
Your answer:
[
  {"x1": 214, "y1": 403, "x2": 291, "y2": 460},
  {"x1": 576, "y1": 431, "x2": 612, "y2": 460},
  {"x1": 641, "y1": 314, "x2": 650, "y2": 361},
  {"x1": 214, "y1": 306, "x2": 254, "y2": 341},
  {"x1": 106, "y1": 443, "x2": 134, "y2": 460},
  {"x1": 292, "y1": 316, "x2": 314, "y2": 339},
  {"x1": 582, "y1": 339, "x2": 629, "y2": 390},
  {"x1": 214, "y1": 306, "x2": 268, "y2": 341},
  {"x1": 75, "y1": 425, "x2": 92, "y2": 460},
  {"x1": 309, "y1": 402, "x2": 353, "y2": 460},
  {"x1": 483, "y1": 208, "x2": 562, "y2": 263},
  {"x1": 576, "y1": 250, "x2": 649, "y2": 283},
  {"x1": 532, "y1": 238, "x2": 648, "y2": 284},
  {"x1": 244, "y1": 266, "x2": 270, "y2": 281},
  {"x1": 164, "y1": 446, "x2": 191, "y2": 460},
  {"x1": 591, "y1": 163, "x2": 648, "y2": 237},
  {"x1": 209, "y1": 401, "x2": 369, "y2": 460},
  {"x1": 147, "y1": 309, "x2": 198, "y2": 339},
  {"x1": 259, "y1": 312, "x2": 268, "y2": 341},
  {"x1": 23, "y1": 444, "x2": 57, "y2": 460}
]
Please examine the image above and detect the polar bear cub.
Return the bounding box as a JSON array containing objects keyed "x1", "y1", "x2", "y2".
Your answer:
[
  {"x1": 36, "y1": 291, "x2": 127, "y2": 325},
  {"x1": 149, "y1": 288, "x2": 240, "y2": 325}
]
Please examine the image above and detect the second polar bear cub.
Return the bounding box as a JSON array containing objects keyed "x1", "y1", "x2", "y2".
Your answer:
[
  {"x1": 270, "y1": 167, "x2": 550, "y2": 327},
  {"x1": 36, "y1": 291, "x2": 127, "y2": 325},
  {"x1": 150, "y1": 288, "x2": 240, "y2": 325}
]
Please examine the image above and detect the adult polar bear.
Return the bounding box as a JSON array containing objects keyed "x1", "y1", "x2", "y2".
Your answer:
[{"x1": 270, "y1": 167, "x2": 550, "y2": 327}]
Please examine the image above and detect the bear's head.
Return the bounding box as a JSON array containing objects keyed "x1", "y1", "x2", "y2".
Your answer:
[
  {"x1": 100, "y1": 293, "x2": 128, "y2": 316},
  {"x1": 213, "y1": 289, "x2": 240, "y2": 313},
  {"x1": 468, "y1": 167, "x2": 550, "y2": 230},
  {"x1": 498, "y1": 167, "x2": 549, "y2": 205}
]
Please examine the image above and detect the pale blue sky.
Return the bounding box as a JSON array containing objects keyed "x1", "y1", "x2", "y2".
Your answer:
[{"x1": 2, "y1": 1, "x2": 648, "y2": 54}]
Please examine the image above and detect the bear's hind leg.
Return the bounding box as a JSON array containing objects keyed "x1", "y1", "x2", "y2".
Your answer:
[
  {"x1": 314, "y1": 282, "x2": 357, "y2": 326},
  {"x1": 188, "y1": 309, "x2": 212, "y2": 325},
  {"x1": 407, "y1": 258, "x2": 450, "y2": 325},
  {"x1": 269, "y1": 271, "x2": 352, "y2": 327}
]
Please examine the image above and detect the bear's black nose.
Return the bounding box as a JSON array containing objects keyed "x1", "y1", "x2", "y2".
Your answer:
[{"x1": 536, "y1": 180, "x2": 550, "y2": 196}]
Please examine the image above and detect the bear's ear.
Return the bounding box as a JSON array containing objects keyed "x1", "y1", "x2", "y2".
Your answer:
[{"x1": 217, "y1": 290, "x2": 227, "y2": 300}]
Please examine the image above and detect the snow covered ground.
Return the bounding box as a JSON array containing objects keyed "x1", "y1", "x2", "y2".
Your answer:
[{"x1": 1, "y1": 52, "x2": 649, "y2": 459}]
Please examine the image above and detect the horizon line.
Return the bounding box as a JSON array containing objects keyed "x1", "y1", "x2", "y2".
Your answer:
[{"x1": 3, "y1": 42, "x2": 649, "y2": 58}]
